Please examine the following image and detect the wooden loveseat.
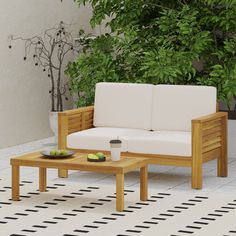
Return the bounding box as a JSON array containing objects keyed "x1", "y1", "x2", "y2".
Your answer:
[{"x1": 58, "y1": 83, "x2": 228, "y2": 189}]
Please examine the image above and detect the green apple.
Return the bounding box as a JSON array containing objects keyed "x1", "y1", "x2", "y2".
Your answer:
[
  {"x1": 88, "y1": 154, "x2": 99, "y2": 159},
  {"x1": 55, "y1": 150, "x2": 61, "y2": 156},
  {"x1": 60, "y1": 150, "x2": 68, "y2": 156},
  {"x1": 96, "y1": 152, "x2": 105, "y2": 159},
  {"x1": 50, "y1": 150, "x2": 57, "y2": 156}
]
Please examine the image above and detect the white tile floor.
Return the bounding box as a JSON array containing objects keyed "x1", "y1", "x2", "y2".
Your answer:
[
  {"x1": 1, "y1": 138, "x2": 236, "y2": 236},
  {"x1": 2, "y1": 178, "x2": 236, "y2": 236},
  {"x1": 0, "y1": 137, "x2": 236, "y2": 195}
]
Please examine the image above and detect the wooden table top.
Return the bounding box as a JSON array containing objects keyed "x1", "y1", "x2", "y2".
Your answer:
[{"x1": 10, "y1": 152, "x2": 148, "y2": 174}]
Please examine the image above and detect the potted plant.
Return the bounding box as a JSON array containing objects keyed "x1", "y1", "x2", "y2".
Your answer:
[{"x1": 9, "y1": 21, "x2": 77, "y2": 142}]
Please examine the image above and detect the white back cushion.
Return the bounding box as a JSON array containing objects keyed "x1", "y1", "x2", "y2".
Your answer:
[
  {"x1": 94, "y1": 83, "x2": 154, "y2": 130},
  {"x1": 152, "y1": 85, "x2": 217, "y2": 131}
]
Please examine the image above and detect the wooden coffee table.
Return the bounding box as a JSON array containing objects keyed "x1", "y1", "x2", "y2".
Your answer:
[{"x1": 10, "y1": 152, "x2": 148, "y2": 211}]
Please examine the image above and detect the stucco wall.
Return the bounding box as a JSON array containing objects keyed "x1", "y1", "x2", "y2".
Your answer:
[{"x1": 0, "y1": 0, "x2": 92, "y2": 148}]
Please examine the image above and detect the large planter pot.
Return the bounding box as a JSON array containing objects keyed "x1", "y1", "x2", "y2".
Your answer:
[
  {"x1": 229, "y1": 120, "x2": 236, "y2": 159},
  {"x1": 49, "y1": 112, "x2": 58, "y2": 144}
]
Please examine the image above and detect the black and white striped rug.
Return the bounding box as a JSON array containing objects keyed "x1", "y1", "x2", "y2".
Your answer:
[{"x1": 0, "y1": 179, "x2": 236, "y2": 236}]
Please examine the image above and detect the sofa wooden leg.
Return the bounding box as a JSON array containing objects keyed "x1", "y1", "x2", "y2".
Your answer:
[
  {"x1": 191, "y1": 163, "x2": 202, "y2": 189},
  {"x1": 191, "y1": 148, "x2": 202, "y2": 189},
  {"x1": 192, "y1": 121, "x2": 203, "y2": 189},
  {"x1": 217, "y1": 148, "x2": 228, "y2": 177},
  {"x1": 218, "y1": 116, "x2": 228, "y2": 177},
  {"x1": 58, "y1": 169, "x2": 68, "y2": 178}
]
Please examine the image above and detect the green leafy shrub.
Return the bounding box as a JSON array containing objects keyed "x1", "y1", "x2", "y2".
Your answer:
[{"x1": 66, "y1": 0, "x2": 236, "y2": 109}]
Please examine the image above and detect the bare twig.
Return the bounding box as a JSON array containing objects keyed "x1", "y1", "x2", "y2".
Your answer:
[{"x1": 8, "y1": 22, "x2": 78, "y2": 112}]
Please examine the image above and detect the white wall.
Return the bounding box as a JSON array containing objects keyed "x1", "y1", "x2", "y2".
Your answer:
[{"x1": 0, "y1": 0, "x2": 92, "y2": 148}]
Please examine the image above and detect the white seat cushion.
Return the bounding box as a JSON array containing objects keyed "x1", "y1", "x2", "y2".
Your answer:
[
  {"x1": 67, "y1": 127, "x2": 150, "y2": 151},
  {"x1": 127, "y1": 131, "x2": 191, "y2": 156},
  {"x1": 152, "y1": 85, "x2": 216, "y2": 131},
  {"x1": 94, "y1": 82, "x2": 154, "y2": 130}
]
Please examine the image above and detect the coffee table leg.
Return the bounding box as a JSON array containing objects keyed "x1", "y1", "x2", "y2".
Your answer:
[
  {"x1": 58, "y1": 169, "x2": 68, "y2": 178},
  {"x1": 116, "y1": 173, "x2": 124, "y2": 211},
  {"x1": 39, "y1": 167, "x2": 47, "y2": 192},
  {"x1": 12, "y1": 165, "x2": 20, "y2": 201},
  {"x1": 140, "y1": 166, "x2": 148, "y2": 201}
]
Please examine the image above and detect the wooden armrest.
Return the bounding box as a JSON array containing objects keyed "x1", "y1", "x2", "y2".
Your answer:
[
  {"x1": 58, "y1": 106, "x2": 94, "y2": 116},
  {"x1": 58, "y1": 106, "x2": 94, "y2": 149},
  {"x1": 191, "y1": 111, "x2": 228, "y2": 156},
  {"x1": 192, "y1": 112, "x2": 228, "y2": 124}
]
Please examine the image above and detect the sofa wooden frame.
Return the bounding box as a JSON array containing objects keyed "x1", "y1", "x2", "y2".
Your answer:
[{"x1": 58, "y1": 105, "x2": 228, "y2": 189}]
